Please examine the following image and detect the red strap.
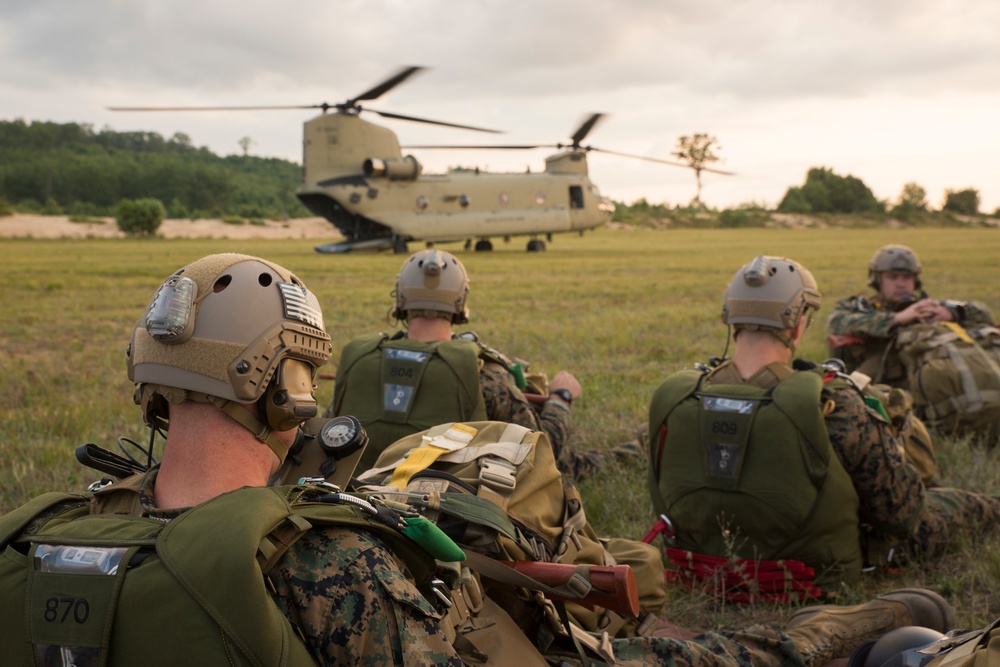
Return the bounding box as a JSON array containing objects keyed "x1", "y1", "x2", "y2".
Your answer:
[
  {"x1": 642, "y1": 515, "x2": 676, "y2": 544},
  {"x1": 662, "y1": 547, "x2": 822, "y2": 604}
]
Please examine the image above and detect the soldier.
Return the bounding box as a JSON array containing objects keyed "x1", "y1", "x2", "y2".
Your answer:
[
  {"x1": 827, "y1": 243, "x2": 995, "y2": 385},
  {"x1": 0, "y1": 252, "x2": 958, "y2": 667},
  {"x1": 0, "y1": 254, "x2": 461, "y2": 666},
  {"x1": 648, "y1": 255, "x2": 1000, "y2": 592},
  {"x1": 331, "y1": 248, "x2": 627, "y2": 476}
]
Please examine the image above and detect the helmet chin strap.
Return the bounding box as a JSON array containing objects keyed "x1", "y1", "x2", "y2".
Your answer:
[
  {"x1": 138, "y1": 384, "x2": 289, "y2": 462},
  {"x1": 211, "y1": 397, "x2": 288, "y2": 462}
]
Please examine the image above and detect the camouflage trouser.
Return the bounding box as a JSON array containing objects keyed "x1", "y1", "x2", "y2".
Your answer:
[
  {"x1": 554, "y1": 626, "x2": 805, "y2": 667},
  {"x1": 557, "y1": 442, "x2": 643, "y2": 481},
  {"x1": 909, "y1": 488, "x2": 1000, "y2": 559}
]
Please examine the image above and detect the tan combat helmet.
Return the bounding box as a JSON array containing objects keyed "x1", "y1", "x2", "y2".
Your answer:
[
  {"x1": 868, "y1": 244, "x2": 922, "y2": 290},
  {"x1": 126, "y1": 253, "x2": 332, "y2": 461},
  {"x1": 392, "y1": 249, "x2": 470, "y2": 324},
  {"x1": 722, "y1": 255, "x2": 822, "y2": 349}
]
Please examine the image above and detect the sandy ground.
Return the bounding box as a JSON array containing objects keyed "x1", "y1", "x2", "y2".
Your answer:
[{"x1": 0, "y1": 214, "x2": 339, "y2": 240}]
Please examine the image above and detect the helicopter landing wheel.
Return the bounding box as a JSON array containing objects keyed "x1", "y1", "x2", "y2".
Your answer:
[
  {"x1": 392, "y1": 236, "x2": 409, "y2": 254},
  {"x1": 474, "y1": 239, "x2": 494, "y2": 252},
  {"x1": 526, "y1": 239, "x2": 546, "y2": 252}
]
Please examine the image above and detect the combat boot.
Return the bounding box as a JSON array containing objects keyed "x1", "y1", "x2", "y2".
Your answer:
[{"x1": 784, "y1": 588, "x2": 954, "y2": 667}]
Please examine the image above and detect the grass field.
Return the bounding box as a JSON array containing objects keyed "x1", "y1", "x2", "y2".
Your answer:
[{"x1": 2, "y1": 227, "x2": 999, "y2": 631}]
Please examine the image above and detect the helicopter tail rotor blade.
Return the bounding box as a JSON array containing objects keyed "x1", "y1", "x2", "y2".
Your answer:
[
  {"x1": 589, "y1": 147, "x2": 735, "y2": 175},
  {"x1": 349, "y1": 66, "x2": 426, "y2": 105},
  {"x1": 372, "y1": 109, "x2": 503, "y2": 134}
]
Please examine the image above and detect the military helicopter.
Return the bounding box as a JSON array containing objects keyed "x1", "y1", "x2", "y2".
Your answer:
[{"x1": 110, "y1": 67, "x2": 731, "y2": 254}]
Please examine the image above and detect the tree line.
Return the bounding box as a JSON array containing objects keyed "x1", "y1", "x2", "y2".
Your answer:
[{"x1": 0, "y1": 119, "x2": 310, "y2": 219}]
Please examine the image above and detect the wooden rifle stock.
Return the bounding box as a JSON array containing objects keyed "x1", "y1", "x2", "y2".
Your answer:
[{"x1": 500, "y1": 561, "x2": 640, "y2": 619}]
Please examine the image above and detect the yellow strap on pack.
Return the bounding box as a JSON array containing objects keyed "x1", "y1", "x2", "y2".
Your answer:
[
  {"x1": 390, "y1": 423, "x2": 479, "y2": 489},
  {"x1": 941, "y1": 321, "x2": 976, "y2": 345}
]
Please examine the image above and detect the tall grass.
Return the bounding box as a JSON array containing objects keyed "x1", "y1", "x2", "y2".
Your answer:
[{"x1": 1, "y1": 228, "x2": 999, "y2": 630}]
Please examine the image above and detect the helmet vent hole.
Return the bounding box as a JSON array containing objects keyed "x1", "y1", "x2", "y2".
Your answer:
[
  {"x1": 258, "y1": 273, "x2": 273, "y2": 287},
  {"x1": 213, "y1": 275, "x2": 232, "y2": 293}
]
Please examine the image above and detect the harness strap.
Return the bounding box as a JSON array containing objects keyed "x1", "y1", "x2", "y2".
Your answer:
[
  {"x1": 256, "y1": 513, "x2": 313, "y2": 576},
  {"x1": 389, "y1": 423, "x2": 479, "y2": 488}
]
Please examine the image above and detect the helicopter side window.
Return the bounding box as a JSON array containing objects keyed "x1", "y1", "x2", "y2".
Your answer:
[{"x1": 569, "y1": 186, "x2": 584, "y2": 209}]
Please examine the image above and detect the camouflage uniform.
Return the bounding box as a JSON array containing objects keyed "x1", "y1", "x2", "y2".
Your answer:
[
  {"x1": 710, "y1": 360, "x2": 1000, "y2": 561},
  {"x1": 480, "y1": 359, "x2": 571, "y2": 458},
  {"x1": 827, "y1": 292, "x2": 995, "y2": 385},
  {"x1": 604, "y1": 627, "x2": 804, "y2": 667},
  {"x1": 124, "y1": 469, "x2": 462, "y2": 667}
]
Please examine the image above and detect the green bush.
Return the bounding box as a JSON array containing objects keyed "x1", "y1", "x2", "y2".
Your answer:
[
  {"x1": 943, "y1": 188, "x2": 980, "y2": 215},
  {"x1": 718, "y1": 206, "x2": 768, "y2": 228},
  {"x1": 168, "y1": 197, "x2": 190, "y2": 220},
  {"x1": 43, "y1": 198, "x2": 63, "y2": 215},
  {"x1": 777, "y1": 187, "x2": 812, "y2": 214},
  {"x1": 222, "y1": 215, "x2": 246, "y2": 225},
  {"x1": 16, "y1": 199, "x2": 42, "y2": 214},
  {"x1": 778, "y1": 167, "x2": 879, "y2": 214},
  {"x1": 0, "y1": 197, "x2": 11, "y2": 217},
  {"x1": 115, "y1": 198, "x2": 165, "y2": 236}
]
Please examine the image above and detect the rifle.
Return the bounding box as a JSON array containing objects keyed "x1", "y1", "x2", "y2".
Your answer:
[
  {"x1": 464, "y1": 551, "x2": 639, "y2": 619},
  {"x1": 503, "y1": 560, "x2": 640, "y2": 619}
]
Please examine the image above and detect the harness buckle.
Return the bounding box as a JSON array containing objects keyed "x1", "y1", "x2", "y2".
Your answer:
[{"x1": 478, "y1": 457, "x2": 517, "y2": 493}]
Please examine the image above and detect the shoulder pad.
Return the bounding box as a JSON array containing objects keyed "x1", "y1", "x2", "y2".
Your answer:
[{"x1": 476, "y1": 341, "x2": 515, "y2": 369}]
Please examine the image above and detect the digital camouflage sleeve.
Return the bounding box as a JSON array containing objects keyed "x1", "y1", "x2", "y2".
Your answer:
[
  {"x1": 827, "y1": 294, "x2": 996, "y2": 379},
  {"x1": 828, "y1": 294, "x2": 995, "y2": 340},
  {"x1": 824, "y1": 383, "x2": 1000, "y2": 559},
  {"x1": 823, "y1": 383, "x2": 926, "y2": 538},
  {"x1": 479, "y1": 360, "x2": 571, "y2": 457},
  {"x1": 270, "y1": 528, "x2": 462, "y2": 667}
]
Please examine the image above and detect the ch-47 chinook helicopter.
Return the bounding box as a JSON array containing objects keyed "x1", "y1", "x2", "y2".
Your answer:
[{"x1": 110, "y1": 66, "x2": 732, "y2": 254}]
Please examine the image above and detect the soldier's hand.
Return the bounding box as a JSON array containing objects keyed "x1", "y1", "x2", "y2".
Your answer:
[
  {"x1": 893, "y1": 299, "x2": 940, "y2": 326},
  {"x1": 924, "y1": 301, "x2": 955, "y2": 323},
  {"x1": 549, "y1": 371, "x2": 582, "y2": 401}
]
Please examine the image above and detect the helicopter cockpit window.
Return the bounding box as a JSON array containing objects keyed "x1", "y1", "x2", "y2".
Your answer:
[
  {"x1": 535, "y1": 192, "x2": 546, "y2": 205},
  {"x1": 416, "y1": 195, "x2": 429, "y2": 210},
  {"x1": 569, "y1": 186, "x2": 584, "y2": 209}
]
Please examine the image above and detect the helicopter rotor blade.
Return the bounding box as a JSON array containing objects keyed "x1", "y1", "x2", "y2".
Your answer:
[
  {"x1": 570, "y1": 113, "x2": 606, "y2": 147},
  {"x1": 107, "y1": 104, "x2": 337, "y2": 112},
  {"x1": 402, "y1": 144, "x2": 544, "y2": 150},
  {"x1": 371, "y1": 109, "x2": 502, "y2": 134},
  {"x1": 348, "y1": 66, "x2": 425, "y2": 105},
  {"x1": 588, "y1": 147, "x2": 735, "y2": 175}
]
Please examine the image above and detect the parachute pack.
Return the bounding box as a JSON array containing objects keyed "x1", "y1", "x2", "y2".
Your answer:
[
  {"x1": 0, "y1": 485, "x2": 444, "y2": 667},
  {"x1": 357, "y1": 421, "x2": 668, "y2": 662},
  {"x1": 896, "y1": 322, "x2": 1000, "y2": 439}
]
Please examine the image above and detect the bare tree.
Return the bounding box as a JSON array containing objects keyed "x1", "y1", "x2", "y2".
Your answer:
[
  {"x1": 672, "y1": 134, "x2": 722, "y2": 207},
  {"x1": 238, "y1": 136, "x2": 254, "y2": 157}
]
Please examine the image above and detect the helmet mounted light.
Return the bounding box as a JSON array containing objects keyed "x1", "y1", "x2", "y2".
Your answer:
[{"x1": 146, "y1": 275, "x2": 197, "y2": 343}]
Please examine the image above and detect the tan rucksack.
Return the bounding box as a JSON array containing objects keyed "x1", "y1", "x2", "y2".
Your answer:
[
  {"x1": 357, "y1": 421, "x2": 667, "y2": 641},
  {"x1": 896, "y1": 322, "x2": 1000, "y2": 439},
  {"x1": 851, "y1": 374, "x2": 938, "y2": 485},
  {"x1": 922, "y1": 619, "x2": 1000, "y2": 667}
]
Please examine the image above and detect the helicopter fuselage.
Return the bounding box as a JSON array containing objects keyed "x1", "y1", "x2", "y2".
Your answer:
[{"x1": 296, "y1": 113, "x2": 613, "y2": 252}]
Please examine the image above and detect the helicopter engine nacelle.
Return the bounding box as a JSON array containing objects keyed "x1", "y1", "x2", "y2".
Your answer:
[{"x1": 363, "y1": 155, "x2": 422, "y2": 180}]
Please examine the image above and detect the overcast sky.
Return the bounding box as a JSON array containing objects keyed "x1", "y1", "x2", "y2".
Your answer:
[{"x1": 3, "y1": 0, "x2": 999, "y2": 211}]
